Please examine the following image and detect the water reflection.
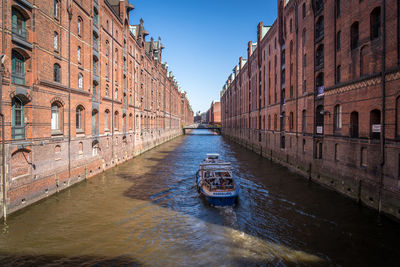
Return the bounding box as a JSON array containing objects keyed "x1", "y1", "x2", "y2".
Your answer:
[{"x1": 0, "y1": 130, "x2": 399, "y2": 266}]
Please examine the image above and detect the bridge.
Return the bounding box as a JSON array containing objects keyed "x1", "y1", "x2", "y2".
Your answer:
[{"x1": 183, "y1": 124, "x2": 221, "y2": 135}]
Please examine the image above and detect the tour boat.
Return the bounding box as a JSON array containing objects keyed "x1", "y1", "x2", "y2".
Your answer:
[{"x1": 195, "y1": 153, "x2": 238, "y2": 206}]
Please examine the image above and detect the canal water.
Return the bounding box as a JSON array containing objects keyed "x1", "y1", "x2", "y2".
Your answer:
[{"x1": 0, "y1": 130, "x2": 399, "y2": 266}]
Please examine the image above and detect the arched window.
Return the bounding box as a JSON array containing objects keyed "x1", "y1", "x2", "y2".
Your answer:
[
  {"x1": 93, "y1": 33, "x2": 98, "y2": 51},
  {"x1": 370, "y1": 7, "x2": 381, "y2": 40},
  {"x1": 114, "y1": 111, "x2": 119, "y2": 130},
  {"x1": 92, "y1": 82, "x2": 97, "y2": 101},
  {"x1": 77, "y1": 17, "x2": 82, "y2": 36},
  {"x1": 115, "y1": 88, "x2": 118, "y2": 100},
  {"x1": 289, "y1": 112, "x2": 294, "y2": 131},
  {"x1": 54, "y1": 0, "x2": 59, "y2": 18},
  {"x1": 129, "y1": 113, "x2": 133, "y2": 130},
  {"x1": 11, "y1": 50, "x2": 25, "y2": 85},
  {"x1": 93, "y1": 8, "x2": 98, "y2": 26},
  {"x1": 77, "y1": 46, "x2": 81, "y2": 63},
  {"x1": 12, "y1": 7, "x2": 27, "y2": 40},
  {"x1": 351, "y1": 22, "x2": 359, "y2": 50},
  {"x1": 54, "y1": 32, "x2": 58, "y2": 51},
  {"x1": 122, "y1": 113, "x2": 127, "y2": 133},
  {"x1": 105, "y1": 109, "x2": 110, "y2": 131},
  {"x1": 12, "y1": 97, "x2": 25, "y2": 140},
  {"x1": 350, "y1": 111, "x2": 359, "y2": 138},
  {"x1": 302, "y1": 3, "x2": 306, "y2": 18},
  {"x1": 54, "y1": 63, "x2": 61, "y2": 83},
  {"x1": 316, "y1": 105, "x2": 324, "y2": 134},
  {"x1": 78, "y1": 73, "x2": 83, "y2": 89},
  {"x1": 302, "y1": 109, "x2": 306, "y2": 134},
  {"x1": 51, "y1": 102, "x2": 62, "y2": 133},
  {"x1": 92, "y1": 109, "x2": 98, "y2": 136},
  {"x1": 76, "y1": 105, "x2": 84, "y2": 131},
  {"x1": 105, "y1": 40, "x2": 109, "y2": 56},
  {"x1": 370, "y1": 109, "x2": 381, "y2": 139},
  {"x1": 105, "y1": 85, "x2": 109, "y2": 97},
  {"x1": 316, "y1": 45, "x2": 324, "y2": 67},
  {"x1": 334, "y1": 104, "x2": 342, "y2": 132},
  {"x1": 360, "y1": 46, "x2": 369, "y2": 76},
  {"x1": 316, "y1": 16, "x2": 324, "y2": 40},
  {"x1": 336, "y1": 65, "x2": 341, "y2": 83}
]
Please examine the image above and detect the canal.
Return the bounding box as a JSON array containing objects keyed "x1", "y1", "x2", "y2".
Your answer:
[{"x1": 0, "y1": 130, "x2": 399, "y2": 266}]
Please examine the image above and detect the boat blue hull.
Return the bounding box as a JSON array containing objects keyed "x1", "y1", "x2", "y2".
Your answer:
[{"x1": 204, "y1": 194, "x2": 238, "y2": 206}]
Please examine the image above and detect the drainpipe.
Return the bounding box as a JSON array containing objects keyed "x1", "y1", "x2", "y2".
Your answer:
[
  {"x1": 378, "y1": 0, "x2": 386, "y2": 214},
  {"x1": 111, "y1": 21, "x2": 114, "y2": 159},
  {"x1": 1, "y1": 0, "x2": 6, "y2": 222},
  {"x1": 67, "y1": 0, "x2": 72, "y2": 182}
]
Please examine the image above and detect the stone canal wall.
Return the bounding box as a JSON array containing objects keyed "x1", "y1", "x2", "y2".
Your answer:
[
  {"x1": 2, "y1": 129, "x2": 183, "y2": 218},
  {"x1": 222, "y1": 129, "x2": 400, "y2": 221}
]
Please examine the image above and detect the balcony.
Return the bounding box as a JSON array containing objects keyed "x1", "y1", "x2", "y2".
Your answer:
[{"x1": 11, "y1": 72, "x2": 25, "y2": 85}]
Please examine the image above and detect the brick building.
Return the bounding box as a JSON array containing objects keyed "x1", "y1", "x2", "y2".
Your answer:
[
  {"x1": 221, "y1": 0, "x2": 400, "y2": 220},
  {"x1": 0, "y1": 0, "x2": 193, "y2": 219},
  {"x1": 206, "y1": 101, "x2": 221, "y2": 125}
]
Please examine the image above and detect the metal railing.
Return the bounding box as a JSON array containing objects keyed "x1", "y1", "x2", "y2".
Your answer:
[{"x1": 12, "y1": 22, "x2": 27, "y2": 40}]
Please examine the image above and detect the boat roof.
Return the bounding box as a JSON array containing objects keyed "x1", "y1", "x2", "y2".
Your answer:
[
  {"x1": 200, "y1": 162, "x2": 231, "y2": 171},
  {"x1": 206, "y1": 153, "x2": 220, "y2": 159}
]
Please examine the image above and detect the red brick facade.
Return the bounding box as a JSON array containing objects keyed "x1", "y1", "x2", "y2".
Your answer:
[
  {"x1": 206, "y1": 101, "x2": 221, "y2": 125},
  {"x1": 221, "y1": 0, "x2": 400, "y2": 220},
  {"x1": 0, "y1": 0, "x2": 193, "y2": 218}
]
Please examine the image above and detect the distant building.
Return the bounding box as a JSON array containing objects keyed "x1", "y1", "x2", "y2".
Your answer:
[{"x1": 206, "y1": 101, "x2": 221, "y2": 125}]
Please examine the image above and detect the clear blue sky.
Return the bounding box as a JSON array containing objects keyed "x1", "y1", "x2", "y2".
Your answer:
[{"x1": 129, "y1": 0, "x2": 277, "y2": 114}]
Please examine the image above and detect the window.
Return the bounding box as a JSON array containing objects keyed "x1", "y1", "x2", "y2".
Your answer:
[
  {"x1": 351, "y1": 22, "x2": 359, "y2": 50},
  {"x1": 12, "y1": 97, "x2": 25, "y2": 140},
  {"x1": 76, "y1": 105, "x2": 84, "y2": 131},
  {"x1": 114, "y1": 111, "x2": 119, "y2": 130},
  {"x1": 289, "y1": 112, "x2": 294, "y2": 131},
  {"x1": 115, "y1": 88, "x2": 118, "y2": 100},
  {"x1": 93, "y1": 8, "x2": 98, "y2": 26},
  {"x1": 54, "y1": 32, "x2": 58, "y2": 51},
  {"x1": 316, "y1": 0, "x2": 323, "y2": 13},
  {"x1": 105, "y1": 85, "x2": 109, "y2": 97},
  {"x1": 370, "y1": 109, "x2": 381, "y2": 139},
  {"x1": 370, "y1": 7, "x2": 381, "y2": 40},
  {"x1": 336, "y1": 31, "x2": 341, "y2": 51},
  {"x1": 334, "y1": 105, "x2": 342, "y2": 131},
  {"x1": 302, "y1": 110, "x2": 306, "y2": 134},
  {"x1": 303, "y1": 29, "x2": 307, "y2": 45},
  {"x1": 336, "y1": 65, "x2": 341, "y2": 83},
  {"x1": 92, "y1": 82, "x2": 97, "y2": 101},
  {"x1": 77, "y1": 46, "x2": 81, "y2": 63},
  {"x1": 93, "y1": 58, "x2": 98, "y2": 75},
  {"x1": 77, "y1": 17, "x2": 82, "y2": 36},
  {"x1": 92, "y1": 109, "x2": 98, "y2": 136},
  {"x1": 78, "y1": 73, "x2": 83, "y2": 89},
  {"x1": 316, "y1": 16, "x2": 324, "y2": 40},
  {"x1": 105, "y1": 41, "x2": 109, "y2": 56},
  {"x1": 302, "y1": 3, "x2": 306, "y2": 18},
  {"x1": 316, "y1": 72, "x2": 324, "y2": 95},
  {"x1": 54, "y1": 0, "x2": 59, "y2": 18},
  {"x1": 51, "y1": 102, "x2": 62, "y2": 132},
  {"x1": 105, "y1": 110, "x2": 110, "y2": 131},
  {"x1": 11, "y1": 50, "x2": 25, "y2": 85},
  {"x1": 54, "y1": 63, "x2": 61, "y2": 83},
  {"x1": 316, "y1": 105, "x2": 324, "y2": 134},
  {"x1": 335, "y1": 144, "x2": 339, "y2": 161},
  {"x1": 316, "y1": 45, "x2": 324, "y2": 67},
  {"x1": 93, "y1": 34, "x2": 98, "y2": 50},
  {"x1": 12, "y1": 8, "x2": 27, "y2": 40},
  {"x1": 274, "y1": 114, "x2": 277, "y2": 130},
  {"x1": 350, "y1": 111, "x2": 359, "y2": 138}
]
